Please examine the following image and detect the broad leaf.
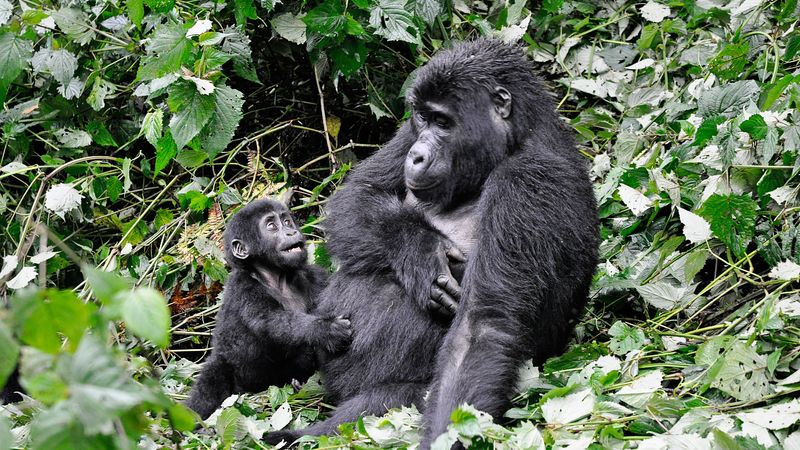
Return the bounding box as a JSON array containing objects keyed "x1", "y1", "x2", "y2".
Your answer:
[
  {"x1": 0, "y1": 32, "x2": 33, "y2": 103},
  {"x1": 271, "y1": 13, "x2": 307, "y2": 44},
  {"x1": 200, "y1": 84, "x2": 244, "y2": 158},
  {"x1": 697, "y1": 80, "x2": 760, "y2": 118},
  {"x1": 167, "y1": 80, "x2": 216, "y2": 150},
  {"x1": 136, "y1": 23, "x2": 193, "y2": 81},
  {"x1": 369, "y1": 0, "x2": 418, "y2": 43},
  {"x1": 0, "y1": 319, "x2": 18, "y2": 389},
  {"x1": 51, "y1": 8, "x2": 96, "y2": 45},
  {"x1": 121, "y1": 287, "x2": 171, "y2": 348},
  {"x1": 10, "y1": 289, "x2": 94, "y2": 353},
  {"x1": 699, "y1": 194, "x2": 758, "y2": 258}
]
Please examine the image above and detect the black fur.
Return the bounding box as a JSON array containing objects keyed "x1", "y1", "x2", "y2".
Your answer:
[
  {"x1": 1, "y1": 365, "x2": 23, "y2": 404},
  {"x1": 185, "y1": 199, "x2": 350, "y2": 419},
  {"x1": 264, "y1": 39, "x2": 599, "y2": 447}
]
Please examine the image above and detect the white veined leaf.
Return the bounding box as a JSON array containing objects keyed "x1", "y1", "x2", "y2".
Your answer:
[
  {"x1": 44, "y1": 183, "x2": 84, "y2": 219},
  {"x1": 269, "y1": 402, "x2": 292, "y2": 431},
  {"x1": 6, "y1": 266, "x2": 37, "y2": 289},
  {"x1": 636, "y1": 281, "x2": 696, "y2": 310},
  {"x1": 0, "y1": 0, "x2": 13, "y2": 26},
  {"x1": 181, "y1": 75, "x2": 215, "y2": 95},
  {"x1": 568, "y1": 78, "x2": 608, "y2": 98},
  {"x1": 48, "y1": 48, "x2": 78, "y2": 84},
  {"x1": 1, "y1": 161, "x2": 28, "y2": 173},
  {"x1": 768, "y1": 186, "x2": 797, "y2": 206},
  {"x1": 618, "y1": 184, "x2": 653, "y2": 216},
  {"x1": 626, "y1": 58, "x2": 656, "y2": 70},
  {"x1": 57, "y1": 78, "x2": 85, "y2": 100},
  {"x1": 640, "y1": 1, "x2": 671, "y2": 22},
  {"x1": 616, "y1": 370, "x2": 663, "y2": 408},
  {"x1": 271, "y1": 13, "x2": 306, "y2": 45},
  {"x1": 769, "y1": 261, "x2": 800, "y2": 280},
  {"x1": 541, "y1": 389, "x2": 595, "y2": 424},
  {"x1": 100, "y1": 14, "x2": 130, "y2": 31},
  {"x1": 54, "y1": 128, "x2": 92, "y2": 148},
  {"x1": 186, "y1": 19, "x2": 213, "y2": 38},
  {"x1": 31, "y1": 47, "x2": 53, "y2": 74},
  {"x1": 30, "y1": 250, "x2": 58, "y2": 264},
  {"x1": 0, "y1": 255, "x2": 18, "y2": 278},
  {"x1": 638, "y1": 434, "x2": 711, "y2": 450},
  {"x1": 141, "y1": 109, "x2": 164, "y2": 147},
  {"x1": 736, "y1": 399, "x2": 800, "y2": 430},
  {"x1": 678, "y1": 208, "x2": 712, "y2": 243}
]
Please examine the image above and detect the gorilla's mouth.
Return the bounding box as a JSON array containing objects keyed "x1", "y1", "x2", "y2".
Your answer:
[
  {"x1": 406, "y1": 180, "x2": 440, "y2": 192},
  {"x1": 282, "y1": 242, "x2": 304, "y2": 254}
]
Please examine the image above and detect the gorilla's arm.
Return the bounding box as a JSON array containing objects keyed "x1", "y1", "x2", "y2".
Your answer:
[
  {"x1": 236, "y1": 287, "x2": 351, "y2": 354},
  {"x1": 325, "y1": 123, "x2": 460, "y2": 314}
]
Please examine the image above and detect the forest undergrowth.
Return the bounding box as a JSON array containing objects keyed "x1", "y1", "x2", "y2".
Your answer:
[{"x1": 1, "y1": 0, "x2": 800, "y2": 449}]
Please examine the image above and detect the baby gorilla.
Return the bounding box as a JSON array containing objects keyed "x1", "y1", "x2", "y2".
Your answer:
[{"x1": 185, "y1": 198, "x2": 351, "y2": 419}]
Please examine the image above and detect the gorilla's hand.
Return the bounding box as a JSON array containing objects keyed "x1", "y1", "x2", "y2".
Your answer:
[
  {"x1": 428, "y1": 244, "x2": 466, "y2": 317},
  {"x1": 317, "y1": 315, "x2": 352, "y2": 353}
]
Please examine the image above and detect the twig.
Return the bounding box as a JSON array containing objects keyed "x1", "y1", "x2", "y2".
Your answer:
[{"x1": 312, "y1": 64, "x2": 336, "y2": 165}]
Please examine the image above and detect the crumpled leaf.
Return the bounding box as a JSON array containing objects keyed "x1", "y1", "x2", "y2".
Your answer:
[{"x1": 44, "y1": 183, "x2": 83, "y2": 219}]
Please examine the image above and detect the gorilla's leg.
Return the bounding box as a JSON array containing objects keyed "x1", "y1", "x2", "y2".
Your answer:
[
  {"x1": 422, "y1": 315, "x2": 520, "y2": 449},
  {"x1": 185, "y1": 357, "x2": 235, "y2": 420},
  {"x1": 263, "y1": 382, "x2": 426, "y2": 445},
  {"x1": 1, "y1": 364, "x2": 23, "y2": 404}
]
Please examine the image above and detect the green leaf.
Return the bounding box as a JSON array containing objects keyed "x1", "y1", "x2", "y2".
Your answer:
[
  {"x1": 0, "y1": 319, "x2": 19, "y2": 389},
  {"x1": 175, "y1": 148, "x2": 208, "y2": 169},
  {"x1": 10, "y1": 289, "x2": 94, "y2": 354},
  {"x1": 637, "y1": 23, "x2": 660, "y2": 50},
  {"x1": 699, "y1": 194, "x2": 758, "y2": 259},
  {"x1": 167, "y1": 80, "x2": 216, "y2": 150},
  {"x1": 200, "y1": 84, "x2": 244, "y2": 158},
  {"x1": 142, "y1": 109, "x2": 164, "y2": 147},
  {"x1": 739, "y1": 114, "x2": 767, "y2": 140},
  {"x1": 708, "y1": 42, "x2": 748, "y2": 80},
  {"x1": 608, "y1": 321, "x2": 646, "y2": 355},
  {"x1": 86, "y1": 77, "x2": 115, "y2": 111},
  {"x1": 369, "y1": 0, "x2": 419, "y2": 43},
  {"x1": 120, "y1": 287, "x2": 171, "y2": 348},
  {"x1": 0, "y1": 32, "x2": 33, "y2": 103},
  {"x1": 154, "y1": 131, "x2": 178, "y2": 176},
  {"x1": 127, "y1": 0, "x2": 144, "y2": 28},
  {"x1": 698, "y1": 80, "x2": 760, "y2": 118},
  {"x1": 51, "y1": 8, "x2": 96, "y2": 45},
  {"x1": 330, "y1": 38, "x2": 368, "y2": 76},
  {"x1": 82, "y1": 265, "x2": 132, "y2": 307},
  {"x1": 56, "y1": 335, "x2": 158, "y2": 434},
  {"x1": 697, "y1": 338, "x2": 769, "y2": 402},
  {"x1": 261, "y1": 0, "x2": 280, "y2": 12},
  {"x1": 304, "y1": 0, "x2": 347, "y2": 37},
  {"x1": 168, "y1": 403, "x2": 197, "y2": 432},
  {"x1": 106, "y1": 177, "x2": 123, "y2": 202},
  {"x1": 692, "y1": 116, "x2": 725, "y2": 147},
  {"x1": 217, "y1": 407, "x2": 244, "y2": 446},
  {"x1": 86, "y1": 120, "x2": 118, "y2": 147},
  {"x1": 761, "y1": 74, "x2": 795, "y2": 110},
  {"x1": 136, "y1": 23, "x2": 193, "y2": 81},
  {"x1": 271, "y1": 13, "x2": 307, "y2": 45},
  {"x1": 0, "y1": 416, "x2": 11, "y2": 450},
  {"x1": 233, "y1": 0, "x2": 257, "y2": 25},
  {"x1": 145, "y1": 0, "x2": 175, "y2": 13},
  {"x1": 414, "y1": 0, "x2": 442, "y2": 26}
]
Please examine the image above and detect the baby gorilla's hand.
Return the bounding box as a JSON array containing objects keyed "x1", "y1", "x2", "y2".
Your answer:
[{"x1": 319, "y1": 315, "x2": 352, "y2": 353}]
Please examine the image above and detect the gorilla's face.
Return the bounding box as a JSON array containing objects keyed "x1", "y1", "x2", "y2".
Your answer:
[
  {"x1": 404, "y1": 87, "x2": 513, "y2": 207},
  {"x1": 226, "y1": 199, "x2": 307, "y2": 270}
]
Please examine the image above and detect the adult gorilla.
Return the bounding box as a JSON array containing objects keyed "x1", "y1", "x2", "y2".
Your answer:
[{"x1": 265, "y1": 39, "x2": 599, "y2": 446}]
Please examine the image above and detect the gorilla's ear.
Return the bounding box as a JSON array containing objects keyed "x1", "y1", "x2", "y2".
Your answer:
[
  {"x1": 492, "y1": 87, "x2": 512, "y2": 119},
  {"x1": 274, "y1": 188, "x2": 295, "y2": 207},
  {"x1": 230, "y1": 239, "x2": 249, "y2": 260}
]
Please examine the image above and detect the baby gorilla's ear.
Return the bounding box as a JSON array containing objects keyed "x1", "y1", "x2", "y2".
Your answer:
[
  {"x1": 230, "y1": 239, "x2": 249, "y2": 260},
  {"x1": 274, "y1": 188, "x2": 295, "y2": 207}
]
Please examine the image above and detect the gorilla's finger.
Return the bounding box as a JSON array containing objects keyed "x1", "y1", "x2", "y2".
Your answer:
[
  {"x1": 436, "y1": 274, "x2": 461, "y2": 299},
  {"x1": 445, "y1": 245, "x2": 466, "y2": 263},
  {"x1": 430, "y1": 286, "x2": 458, "y2": 313}
]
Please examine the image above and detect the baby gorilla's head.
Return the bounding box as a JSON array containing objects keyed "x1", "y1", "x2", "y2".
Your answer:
[{"x1": 224, "y1": 199, "x2": 307, "y2": 270}]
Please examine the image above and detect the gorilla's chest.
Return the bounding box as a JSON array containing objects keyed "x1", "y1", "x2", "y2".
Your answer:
[{"x1": 405, "y1": 194, "x2": 480, "y2": 256}]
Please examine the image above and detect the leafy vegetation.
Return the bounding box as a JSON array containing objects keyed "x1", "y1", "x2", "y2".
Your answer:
[{"x1": 1, "y1": 0, "x2": 800, "y2": 449}]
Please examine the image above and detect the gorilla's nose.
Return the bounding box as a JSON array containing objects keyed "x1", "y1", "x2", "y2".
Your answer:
[{"x1": 406, "y1": 144, "x2": 432, "y2": 177}]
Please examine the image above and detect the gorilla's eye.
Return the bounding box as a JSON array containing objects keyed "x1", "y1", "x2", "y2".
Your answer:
[
  {"x1": 266, "y1": 221, "x2": 277, "y2": 231},
  {"x1": 432, "y1": 114, "x2": 450, "y2": 129},
  {"x1": 283, "y1": 219, "x2": 292, "y2": 227}
]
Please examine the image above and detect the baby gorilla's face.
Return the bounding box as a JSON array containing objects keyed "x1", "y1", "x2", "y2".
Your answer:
[{"x1": 259, "y1": 207, "x2": 307, "y2": 269}]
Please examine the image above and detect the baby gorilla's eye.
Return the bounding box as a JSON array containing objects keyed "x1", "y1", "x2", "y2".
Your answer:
[
  {"x1": 283, "y1": 219, "x2": 292, "y2": 227},
  {"x1": 266, "y1": 222, "x2": 277, "y2": 231}
]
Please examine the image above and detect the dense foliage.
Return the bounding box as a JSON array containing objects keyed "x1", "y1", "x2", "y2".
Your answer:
[{"x1": 1, "y1": 0, "x2": 800, "y2": 448}]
